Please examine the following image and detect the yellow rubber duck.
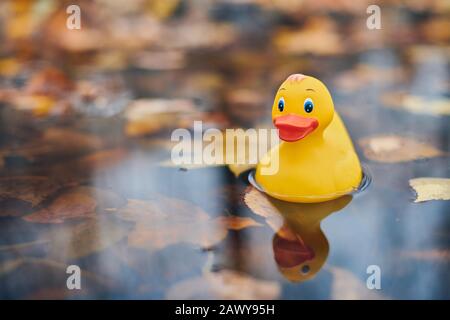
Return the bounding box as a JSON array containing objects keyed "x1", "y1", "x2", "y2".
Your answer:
[{"x1": 255, "y1": 74, "x2": 362, "y2": 203}]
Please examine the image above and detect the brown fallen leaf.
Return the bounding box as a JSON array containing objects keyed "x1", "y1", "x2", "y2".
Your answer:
[
  {"x1": 124, "y1": 99, "x2": 199, "y2": 137},
  {"x1": 166, "y1": 270, "x2": 281, "y2": 299},
  {"x1": 45, "y1": 217, "x2": 130, "y2": 261},
  {"x1": 409, "y1": 178, "x2": 450, "y2": 203},
  {"x1": 382, "y1": 92, "x2": 450, "y2": 116},
  {"x1": 118, "y1": 196, "x2": 223, "y2": 250},
  {"x1": 114, "y1": 195, "x2": 258, "y2": 251},
  {"x1": 132, "y1": 50, "x2": 186, "y2": 71},
  {"x1": 274, "y1": 17, "x2": 343, "y2": 55},
  {"x1": 216, "y1": 216, "x2": 262, "y2": 230},
  {"x1": 243, "y1": 187, "x2": 284, "y2": 232},
  {"x1": 358, "y1": 135, "x2": 445, "y2": 163},
  {"x1": 2, "y1": 128, "x2": 104, "y2": 163},
  {"x1": 23, "y1": 186, "x2": 125, "y2": 224},
  {"x1": 0, "y1": 176, "x2": 62, "y2": 207}
]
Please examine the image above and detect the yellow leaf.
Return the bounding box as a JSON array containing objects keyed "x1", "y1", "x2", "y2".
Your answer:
[
  {"x1": 409, "y1": 177, "x2": 450, "y2": 202},
  {"x1": 359, "y1": 135, "x2": 445, "y2": 163},
  {"x1": 382, "y1": 93, "x2": 450, "y2": 116},
  {"x1": 243, "y1": 187, "x2": 284, "y2": 232}
]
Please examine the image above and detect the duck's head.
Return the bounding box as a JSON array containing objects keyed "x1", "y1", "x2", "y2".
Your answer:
[{"x1": 272, "y1": 74, "x2": 334, "y2": 142}]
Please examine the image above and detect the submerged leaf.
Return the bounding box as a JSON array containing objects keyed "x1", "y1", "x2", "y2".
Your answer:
[
  {"x1": 23, "y1": 186, "x2": 125, "y2": 224},
  {"x1": 359, "y1": 135, "x2": 445, "y2": 163},
  {"x1": 0, "y1": 176, "x2": 61, "y2": 207},
  {"x1": 243, "y1": 187, "x2": 284, "y2": 232},
  {"x1": 166, "y1": 270, "x2": 281, "y2": 299},
  {"x1": 409, "y1": 178, "x2": 450, "y2": 202},
  {"x1": 114, "y1": 195, "x2": 257, "y2": 251},
  {"x1": 45, "y1": 217, "x2": 130, "y2": 261}
]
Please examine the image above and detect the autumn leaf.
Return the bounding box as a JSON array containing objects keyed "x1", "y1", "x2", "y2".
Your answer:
[
  {"x1": 0, "y1": 176, "x2": 62, "y2": 207},
  {"x1": 216, "y1": 216, "x2": 262, "y2": 230},
  {"x1": 274, "y1": 17, "x2": 343, "y2": 55},
  {"x1": 113, "y1": 195, "x2": 259, "y2": 251},
  {"x1": 23, "y1": 186, "x2": 126, "y2": 224},
  {"x1": 358, "y1": 135, "x2": 445, "y2": 163},
  {"x1": 166, "y1": 270, "x2": 281, "y2": 299},
  {"x1": 409, "y1": 178, "x2": 450, "y2": 202},
  {"x1": 124, "y1": 99, "x2": 200, "y2": 137},
  {"x1": 382, "y1": 92, "x2": 450, "y2": 116},
  {"x1": 44, "y1": 217, "x2": 130, "y2": 261},
  {"x1": 2, "y1": 128, "x2": 104, "y2": 163},
  {"x1": 243, "y1": 186, "x2": 284, "y2": 232},
  {"x1": 117, "y1": 196, "x2": 222, "y2": 250}
]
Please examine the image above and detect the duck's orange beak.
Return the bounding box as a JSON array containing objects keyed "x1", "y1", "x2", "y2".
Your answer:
[{"x1": 274, "y1": 114, "x2": 319, "y2": 142}]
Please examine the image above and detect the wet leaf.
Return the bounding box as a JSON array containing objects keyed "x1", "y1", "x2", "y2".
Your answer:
[
  {"x1": 0, "y1": 176, "x2": 62, "y2": 207},
  {"x1": 274, "y1": 18, "x2": 343, "y2": 55},
  {"x1": 216, "y1": 216, "x2": 262, "y2": 230},
  {"x1": 23, "y1": 186, "x2": 125, "y2": 224},
  {"x1": 166, "y1": 270, "x2": 281, "y2": 299},
  {"x1": 409, "y1": 178, "x2": 450, "y2": 203},
  {"x1": 2, "y1": 128, "x2": 104, "y2": 163},
  {"x1": 243, "y1": 187, "x2": 284, "y2": 232},
  {"x1": 124, "y1": 99, "x2": 199, "y2": 137},
  {"x1": 114, "y1": 195, "x2": 257, "y2": 251},
  {"x1": 382, "y1": 93, "x2": 450, "y2": 116},
  {"x1": 45, "y1": 217, "x2": 130, "y2": 261},
  {"x1": 119, "y1": 196, "x2": 223, "y2": 250},
  {"x1": 358, "y1": 135, "x2": 445, "y2": 163}
]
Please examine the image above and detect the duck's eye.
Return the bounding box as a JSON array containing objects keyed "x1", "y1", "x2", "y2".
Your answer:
[
  {"x1": 278, "y1": 97, "x2": 285, "y2": 112},
  {"x1": 304, "y1": 98, "x2": 314, "y2": 113}
]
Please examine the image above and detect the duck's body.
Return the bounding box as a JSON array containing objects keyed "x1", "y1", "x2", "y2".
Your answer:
[{"x1": 255, "y1": 74, "x2": 362, "y2": 203}]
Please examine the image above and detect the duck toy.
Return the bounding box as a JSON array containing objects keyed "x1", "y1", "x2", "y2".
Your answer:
[{"x1": 255, "y1": 74, "x2": 362, "y2": 203}]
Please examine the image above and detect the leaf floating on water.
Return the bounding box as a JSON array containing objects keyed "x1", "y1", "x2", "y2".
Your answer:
[
  {"x1": 358, "y1": 135, "x2": 445, "y2": 163},
  {"x1": 382, "y1": 92, "x2": 450, "y2": 116},
  {"x1": 216, "y1": 216, "x2": 262, "y2": 230},
  {"x1": 121, "y1": 196, "x2": 224, "y2": 250},
  {"x1": 114, "y1": 195, "x2": 257, "y2": 251},
  {"x1": 23, "y1": 186, "x2": 126, "y2": 224},
  {"x1": 0, "y1": 176, "x2": 61, "y2": 207},
  {"x1": 243, "y1": 187, "x2": 284, "y2": 232},
  {"x1": 124, "y1": 99, "x2": 199, "y2": 137},
  {"x1": 409, "y1": 178, "x2": 450, "y2": 203},
  {"x1": 45, "y1": 217, "x2": 130, "y2": 261},
  {"x1": 328, "y1": 266, "x2": 385, "y2": 300},
  {"x1": 274, "y1": 17, "x2": 343, "y2": 56},
  {"x1": 166, "y1": 270, "x2": 281, "y2": 300}
]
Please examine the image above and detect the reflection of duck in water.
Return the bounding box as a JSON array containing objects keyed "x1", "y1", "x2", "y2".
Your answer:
[{"x1": 271, "y1": 195, "x2": 352, "y2": 282}]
